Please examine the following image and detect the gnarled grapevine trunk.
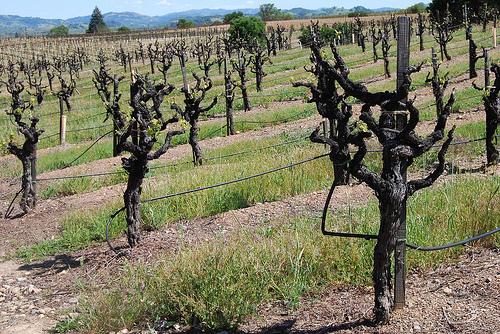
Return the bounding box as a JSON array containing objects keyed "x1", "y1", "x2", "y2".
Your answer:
[
  {"x1": 8, "y1": 141, "x2": 38, "y2": 214},
  {"x1": 20, "y1": 155, "x2": 36, "y2": 213},
  {"x1": 122, "y1": 156, "x2": 148, "y2": 247},
  {"x1": 328, "y1": 38, "x2": 456, "y2": 323},
  {"x1": 372, "y1": 151, "x2": 408, "y2": 323},
  {"x1": 4, "y1": 63, "x2": 44, "y2": 215},
  {"x1": 473, "y1": 63, "x2": 500, "y2": 165},
  {"x1": 293, "y1": 26, "x2": 353, "y2": 187},
  {"x1": 224, "y1": 60, "x2": 236, "y2": 136},
  {"x1": 189, "y1": 119, "x2": 203, "y2": 165},
  {"x1": 171, "y1": 72, "x2": 217, "y2": 166},
  {"x1": 116, "y1": 72, "x2": 184, "y2": 248},
  {"x1": 484, "y1": 64, "x2": 500, "y2": 164}
]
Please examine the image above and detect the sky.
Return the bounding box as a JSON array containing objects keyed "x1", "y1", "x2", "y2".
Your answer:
[{"x1": 1, "y1": 0, "x2": 422, "y2": 20}]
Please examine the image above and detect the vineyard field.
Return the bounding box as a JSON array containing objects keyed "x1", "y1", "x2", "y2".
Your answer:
[{"x1": 0, "y1": 15, "x2": 499, "y2": 333}]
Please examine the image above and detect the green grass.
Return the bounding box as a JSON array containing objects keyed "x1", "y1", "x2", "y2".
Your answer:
[
  {"x1": 78, "y1": 213, "x2": 375, "y2": 333},
  {"x1": 14, "y1": 201, "x2": 123, "y2": 261},
  {"x1": 2, "y1": 102, "x2": 315, "y2": 180},
  {"x1": 77, "y1": 174, "x2": 500, "y2": 333},
  {"x1": 17, "y1": 115, "x2": 494, "y2": 261},
  {"x1": 13, "y1": 133, "x2": 331, "y2": 261},
  {"x1": 1, "y1": 136, "x2": 115, "y2": 179}
]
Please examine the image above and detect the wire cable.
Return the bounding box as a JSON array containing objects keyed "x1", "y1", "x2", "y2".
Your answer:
[
  {"x1": 60, "y1": 130, "x2": 113, "y2": 169},
  {"x1": 37, "y1": 136, "x2": 308, "y2": 181},
  {"x1": 4, "y1": 186, "x2": 26, "y2": 219},
  {"x1": 141, "y1": 153, "x2": 329, "y2": 204},
  {"x1": 407, "y1": 227, "x2": 500, "y2": 251},
  {"x1": 106, "y1": 207, "x2": 125, "y2": 254},
  {"x1": 106, "y1": 152, "x2": 329, "y2": 252},
  {"x1": 320, "y1": 180, "x2": 378, "y2": 240}
]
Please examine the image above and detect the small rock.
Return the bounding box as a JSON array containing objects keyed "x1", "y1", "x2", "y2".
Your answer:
[
  {"x1": 30, "y1": 286, "x2": 42, "y2": 294},
  {"x1": 16, "y1": 277, "x2": 27, "y2": 282},
  {"x1": 68, "y1": 297, "x2": 79, "y2": 304},
  {"x1": 485, "y1": 277, "x2": 492, "y2": 283},
  {"x1": 443, "y1": 287, "x2": 452, "y2": 294},
  {"x1": 118, "y1": 329, "x2": 129, "y2": 334},
  {"x1": 413, "y1": 323, "x2": 421, "y2": 331}
]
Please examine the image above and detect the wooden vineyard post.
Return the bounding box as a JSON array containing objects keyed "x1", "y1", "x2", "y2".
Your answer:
[
  {"x1": 225, "y1": 58, "x2": 230, "y2": 136},
  {"x1": 31, "y1": 144, "x2": 37, "y2": 195},
  {"x1": 323, "y1": 119, "x2": 328, "y2": 151},
  {"x1": 485, "y1": 50, "x2": 490, "y2": 89},
  {"x1": 130, "y1": 70, "x2": 138, "y2": 147},
  {"x1": 394, "y1": 16, "x2": 410, "y2": 310},
  {"x1": 494, "y1": 16, "x2": 497, "y2": 48},
  {"x1": 113, "y1": 74, "x2": 120, "y2": 157},
  {"x1": 59, "y1": 97, "x2": 66, "y2": 144},
  {"x1": 181, "y1": 55, "x2": 188, "y2": 91}
]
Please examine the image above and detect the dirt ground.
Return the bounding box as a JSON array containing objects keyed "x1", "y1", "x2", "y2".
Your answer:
[{"x1": 1, "y1": 40, "x2": 499, "y2": 333}]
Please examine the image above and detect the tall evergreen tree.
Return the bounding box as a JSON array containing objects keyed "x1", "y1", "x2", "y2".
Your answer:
[{"x1": 87, "y1": 6, "x2": 107, "y2": 34}]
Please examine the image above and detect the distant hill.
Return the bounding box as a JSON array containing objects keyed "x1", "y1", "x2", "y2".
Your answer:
[{"x1": 0, "y1": 6, "x2": 399, "y2": 37}]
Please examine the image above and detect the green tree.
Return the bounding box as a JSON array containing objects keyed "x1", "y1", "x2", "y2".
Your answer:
[
  {"x1": 258, "y1": 3, "x2": 291, "y2": 21},
  {"x1": 118, "y1": 26, "x2": 131, "y2": 32},
  {"x1": 406, "y1": 2, "x2": 427, "y2": 14},
  {"x1": 223, "y1": 11, "x2": 244, "y2": 24},
  {"x1": 49, "y1": 25, "x2": 69, "y2": 36},
  {"x1": 86, "y1": 6, "x2": 107, "y2": 33},
  {"x1": 177, "y1": 18, "x2": 194, "y2": 29},
  {"x1": 228, "y1": 16, "x2": 266, "y2": 47}
]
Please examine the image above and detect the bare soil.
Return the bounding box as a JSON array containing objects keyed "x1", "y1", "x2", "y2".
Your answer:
[{"x1": 1, "y1": 40, "x2": 499, "y2": 334}]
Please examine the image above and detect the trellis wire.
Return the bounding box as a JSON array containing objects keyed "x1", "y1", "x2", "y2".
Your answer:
[
  {"x1": 36, "y1": 135, "x2": 309, "y2": 181},
  {"x1": 106, "y1": 152, "x2": 330, "y2": 253}
]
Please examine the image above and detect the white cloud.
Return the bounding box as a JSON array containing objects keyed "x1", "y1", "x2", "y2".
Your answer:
[{"x1": 157, "y1": 0, "x2": 172, "y2": 5}]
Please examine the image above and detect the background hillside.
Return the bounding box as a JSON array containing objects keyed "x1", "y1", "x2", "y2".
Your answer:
[{"x1": 0, "y1": 6, "x2": 396, "y2": 37}]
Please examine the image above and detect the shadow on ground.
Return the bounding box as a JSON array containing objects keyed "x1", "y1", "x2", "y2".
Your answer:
[{"x1": 18, "y1": 254, "x2": 88, "y2": 276}]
